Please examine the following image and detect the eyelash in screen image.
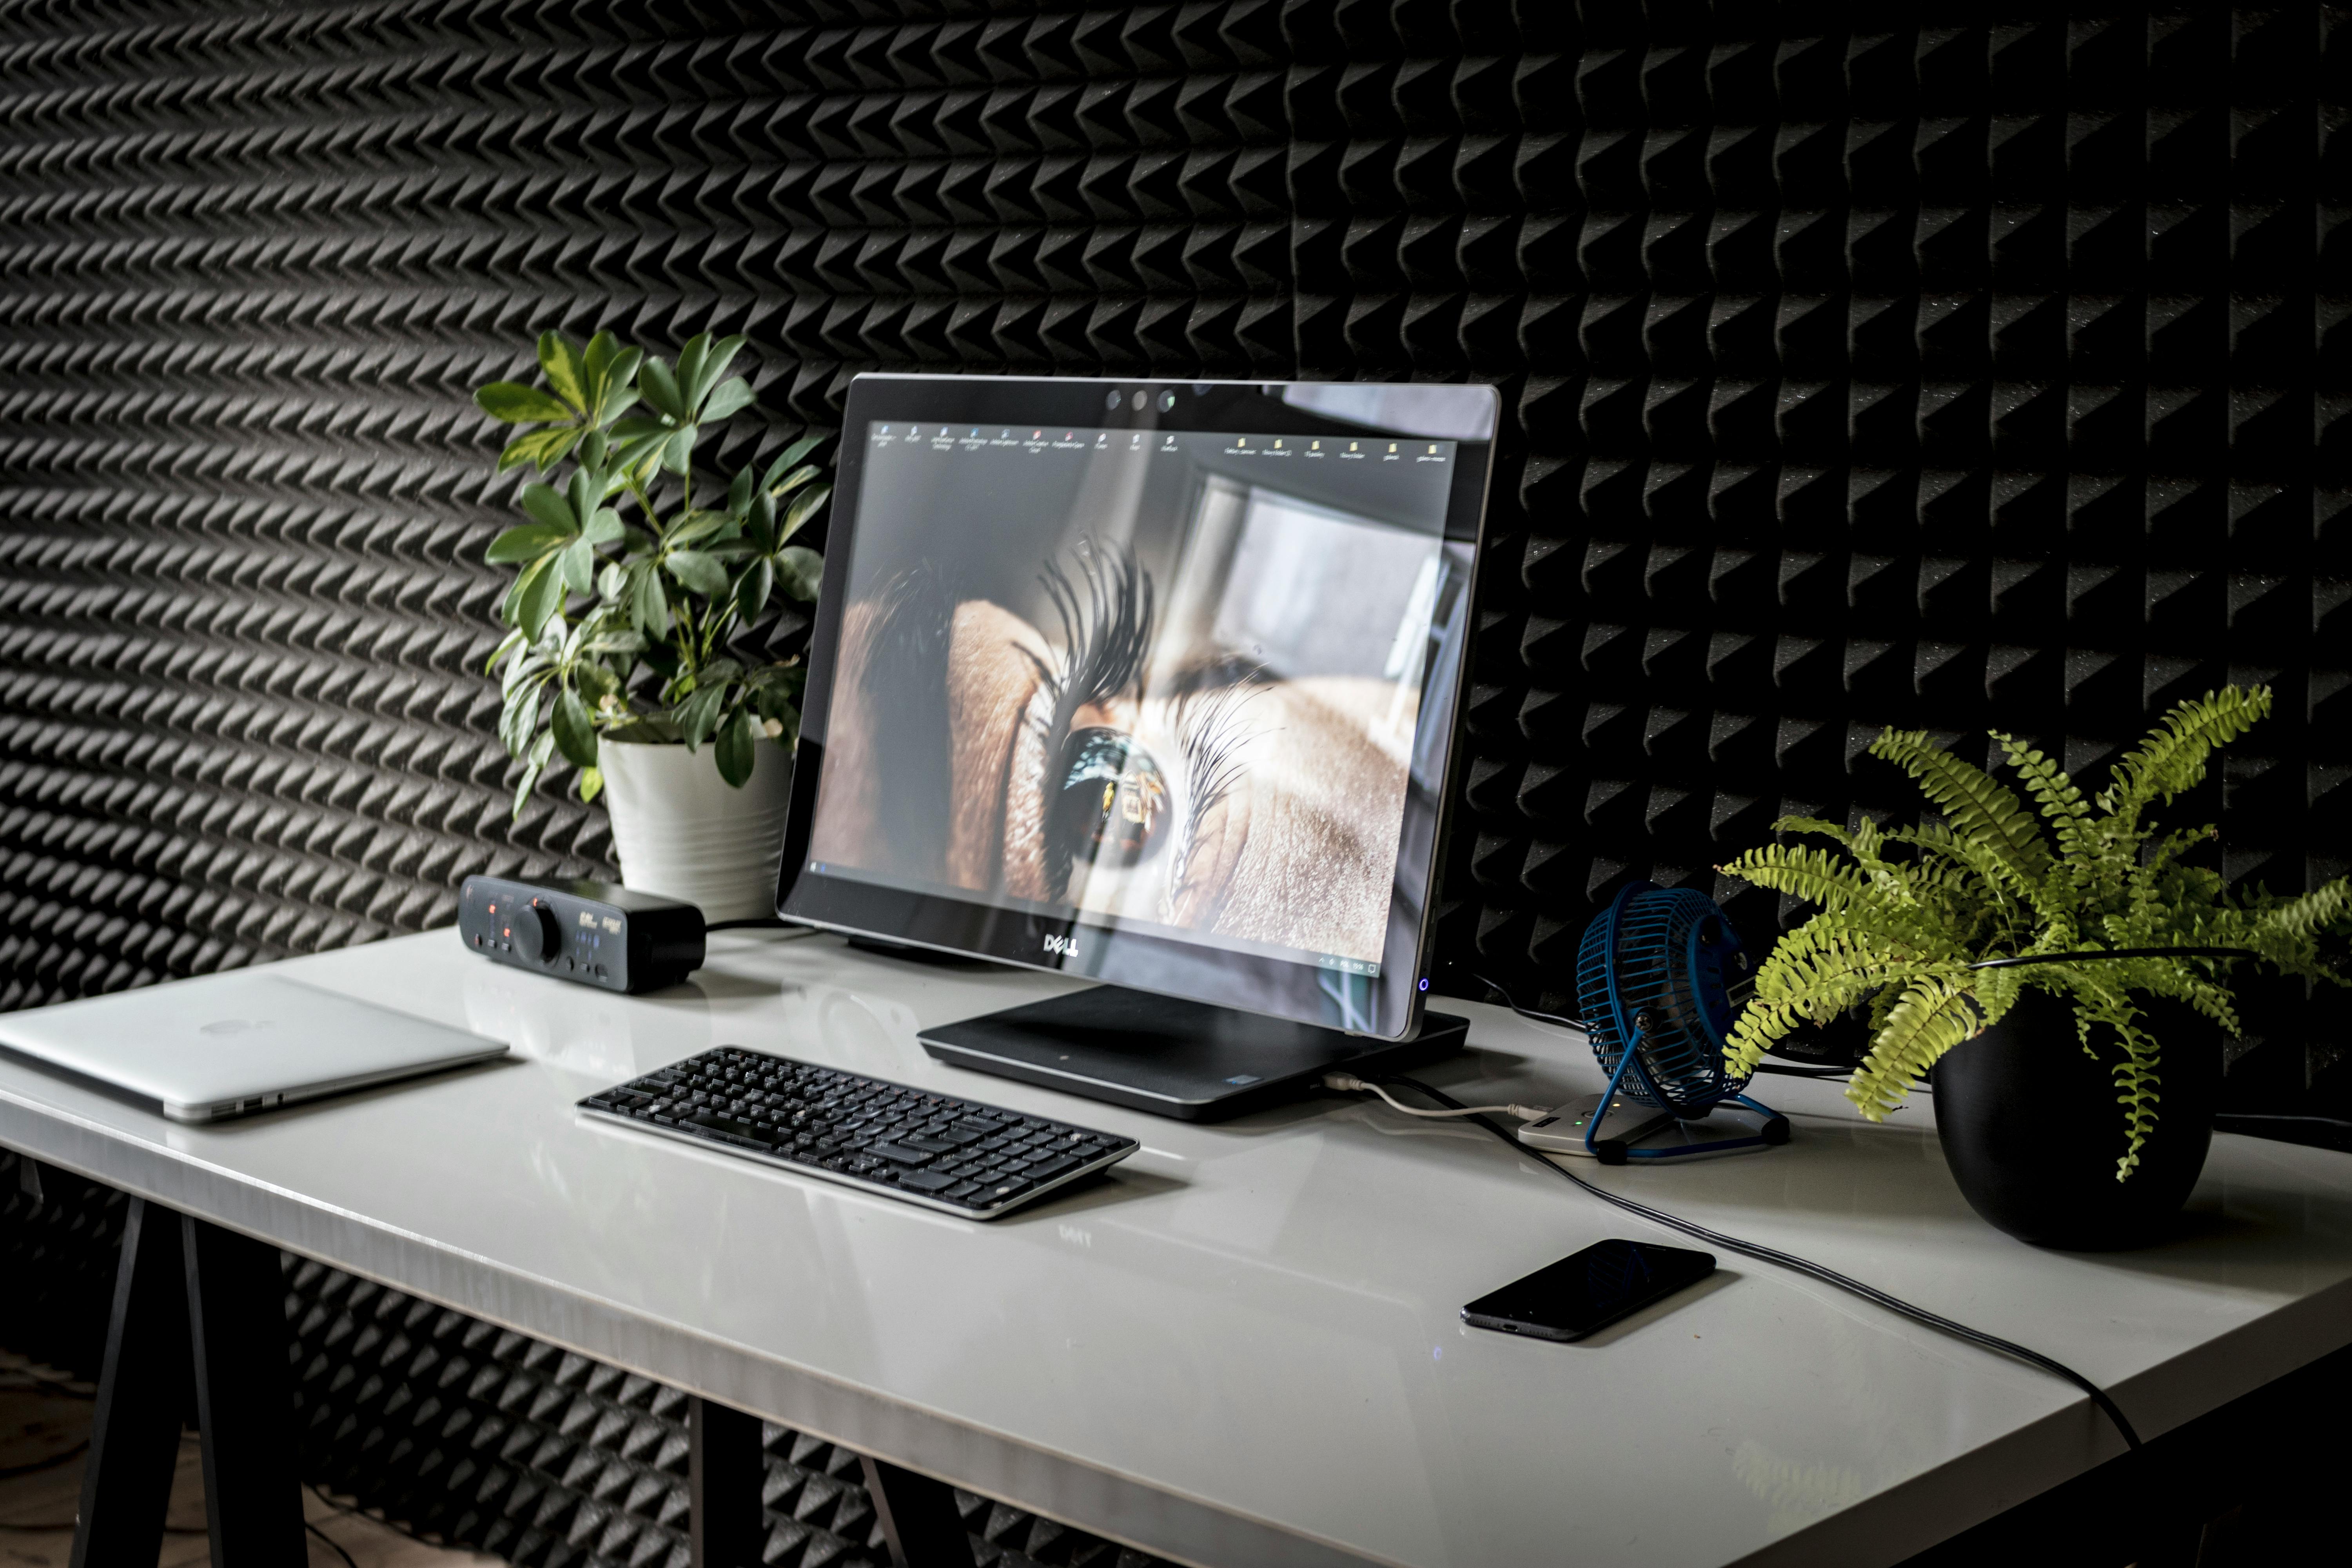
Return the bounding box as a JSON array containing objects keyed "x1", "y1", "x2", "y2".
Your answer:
[{"x1": 1161, "y1": 676, "x2": 1259, "y2": 926}]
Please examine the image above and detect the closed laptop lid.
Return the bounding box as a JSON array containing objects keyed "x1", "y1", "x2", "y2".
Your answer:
[{"x1": 0, "y1": 971, "x2": 507, "y2": 1115}]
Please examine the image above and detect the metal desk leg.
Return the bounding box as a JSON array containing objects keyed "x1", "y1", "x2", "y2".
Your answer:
[
  {"x1": 181, "y1": 1214, "x2": 306, "y2": 1565},
  {"x1": 69, "y1": 1198, "x2": 189, "y2": 1568},
  {"x1": 689, "y1": 1395, "x2": 766, "y2": 1568},
  {"x1": 860, "y1": 1455, "x2": 974, "y2": 1568}
]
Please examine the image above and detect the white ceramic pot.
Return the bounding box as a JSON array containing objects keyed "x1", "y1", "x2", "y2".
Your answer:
[{"x1": 598, "y1": 739, "x2": 793, "y2": 922}]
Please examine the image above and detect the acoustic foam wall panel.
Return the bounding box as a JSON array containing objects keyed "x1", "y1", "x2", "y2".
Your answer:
[{"x1": 0, "y1": 0, "x2": 2345, "y2": 1553}]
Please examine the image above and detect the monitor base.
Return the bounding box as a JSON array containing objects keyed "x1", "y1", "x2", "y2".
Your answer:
[{"x1": 918, "y1": 987, "x2": 1468, "y2": 1122}]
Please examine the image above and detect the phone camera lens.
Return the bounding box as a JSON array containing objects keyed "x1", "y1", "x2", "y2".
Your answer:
[
  {"x1": 1104, "y1": 390, "x2": 1121, "y2": 410},
  {"x1": 1157, "y1": 391, "x2": 1176, "y2": 412},
  {"x1": 1131, "y1": 390, "x2": 1146, "y2": 410}
]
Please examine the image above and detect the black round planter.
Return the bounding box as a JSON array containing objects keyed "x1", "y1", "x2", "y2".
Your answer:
[{"x1": 1932, "y1": 990, "x2": 2219, "y2": 1250}]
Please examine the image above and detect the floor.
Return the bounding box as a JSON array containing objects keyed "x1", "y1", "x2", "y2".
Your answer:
[{"x1": 0, "y1": 1351, "x2": 502, "y2": 1568}]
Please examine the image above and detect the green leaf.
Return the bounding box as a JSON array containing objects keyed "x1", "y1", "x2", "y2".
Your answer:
[
  {"x1": 536, "y1": 332, "x2": 590, "y2": 413},
  {"x1": 762, "y1": 436, "x2": 823, "y2": 491},
  {"x1": 690, "y1": 336, "x2": 748, "y2": 410},
  {"x1": 498, "y1": 674, "x2": 544, "y2": 757},
  {"x1": 584, "y1": 629, "x2": 646, "y2": 657},
  {"x1": 581, "y1": 506, "x2": 624, "y2": 546},
  {"x1": 779, "y1": 482, "x2": 829, "y2": 543},
  {"x1": 517, "y1": 553, "x2": 565, "y2": 641},
  {"x1": 519, "y1": 483, "x2": 578, "y2": 535},
  {"x1": 661, "y1": 426, "x2": 697, "y2": 476},
  {"x1": 583, "y1": 332, "x2": 619, "y2": 404},
  {"x1": 735, "y1": 557, "x2": 773, "y2": 621},
  {"x1": 497, "y1": 425, "x2": 582, "y2": 474},
  {"x1": 666, "y1": 511, "x2": 729, "y2": 547},
  {"x1": 486, "y1": 522, "x2": 572, "y2": 564},
  {"x1": 630, "y1": 564, "x2": 672, "y2": 639},
  {"x1": 639, "y1": 356, "x2": 688, "y2": 423},
  {"x1": 476, "y1": 382, "x2": 576, "y2": 424},
  {"x1": 745, "y1": 488, "x2": 777, "y2": 552},
  {"x1": 597, "y1": 350, "x2": 643, "y2": 422},
  {"x1": 766, "y1": 462, "x2": 819, "y2": 498},
  {"x1": 726, "y1": 467, "x2": 754, "y2": 517},
  {"x1": 566, "y1": 466, "x2": 599, "y2": 530},
  {"x1": 775, "y1": 544, "x2": 823, "y2": 601},
  {"x1": 512, "y1": 730, "x2": 556, "y2": 821},
  {"x1": 700, "y1": 376, "x2": 756, "y2": 423},
  {"x1": 483, "y1": 625, "x2": 526, "y2": 674},
  {"x1": 715, "y1": 708, "x2": 757, "y2": 787},
  {"x1": 666, "y1": 549, "x2": 730, "y2": 597},
  {"x1": 551, "y1": 686, "x2": 598, "y2": 768},
  {"x1": 558, "y1": 536, "x2": 598, "y2": 594},
  {"x1": 676, "y1": 681, "x2": 728, "y2": 749},
  {"x1": 577, "y1": 765, "x2": 603, "y2": 804},
  {"x1": 675, "y1": 334, "x2": 710, "y2": 408}
]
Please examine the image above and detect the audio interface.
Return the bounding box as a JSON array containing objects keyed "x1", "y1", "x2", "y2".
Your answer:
[{"x1": 456, "y1": 876, "x2": 705, "y2": 994}]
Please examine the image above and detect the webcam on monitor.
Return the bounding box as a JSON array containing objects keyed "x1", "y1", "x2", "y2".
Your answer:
[{"x1": 775, "y1": 376, "x2": 1498, "y2": 1118}]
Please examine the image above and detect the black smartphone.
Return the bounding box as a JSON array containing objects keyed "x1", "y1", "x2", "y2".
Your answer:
[{"x1": 1461, "y1": 1238, "x2": 1715, "y2": 1341}]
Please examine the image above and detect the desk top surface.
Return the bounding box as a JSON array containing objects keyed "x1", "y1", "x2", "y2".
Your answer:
[{"x1": 4, "y1": 929, "x2": 2351, "y2": 1568}]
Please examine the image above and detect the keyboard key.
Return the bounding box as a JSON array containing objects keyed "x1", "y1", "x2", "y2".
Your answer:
[
  {"x1": 1023, "y1": 1156, "x2": 1082, "y2": 1181},
  {"x1": 866, "y1": 1142, "x2": 934, "y2": 1166},
  {"x1": 897, "y1": 1170, "x2": 960, "y2": 1192}
]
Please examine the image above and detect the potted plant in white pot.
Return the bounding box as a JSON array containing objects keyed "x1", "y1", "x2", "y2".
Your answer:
[
  {"x1": 472, "y1": 329, "x2": 828, "y2": 920},
  {"x1": 1718, "y1": 687, "x2": 2352, "y2": 1249}
]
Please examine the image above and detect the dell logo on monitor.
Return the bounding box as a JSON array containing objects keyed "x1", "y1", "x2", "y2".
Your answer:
[{"x1": 1042, "y1": 933, "x2": 1080, "y2": 959}]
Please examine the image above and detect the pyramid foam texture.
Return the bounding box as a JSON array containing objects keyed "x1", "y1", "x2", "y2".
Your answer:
[{"x1": 1, "y1": 0, "x2": 2348, "y2": 1549}]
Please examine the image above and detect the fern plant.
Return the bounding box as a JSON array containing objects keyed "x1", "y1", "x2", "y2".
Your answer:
[{"x1": 1719, "y1": 687, "x2": 2352, "y2": 1179}]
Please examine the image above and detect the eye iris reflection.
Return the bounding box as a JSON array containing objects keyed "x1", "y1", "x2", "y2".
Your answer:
[{"x1": 1050, "y1": 728, "x2": 1167, "y2": 867}]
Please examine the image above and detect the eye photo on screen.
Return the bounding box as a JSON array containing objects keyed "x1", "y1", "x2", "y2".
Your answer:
[{"x1": 806, "y1": 421, "x2": 1472, "y2": 979}]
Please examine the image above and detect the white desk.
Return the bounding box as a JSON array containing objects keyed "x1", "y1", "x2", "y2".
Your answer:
[{"x1": 4, "y1": 928, "x2": 2351, "y2": 1568}]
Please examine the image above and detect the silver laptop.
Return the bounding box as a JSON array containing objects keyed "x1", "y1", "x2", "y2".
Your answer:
[{"x1": 0, "y1": 971, "x2": 508, "y2": 1123}]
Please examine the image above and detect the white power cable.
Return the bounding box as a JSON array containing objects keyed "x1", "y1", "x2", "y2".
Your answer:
[{"x1": 1320, "y1": 1071, "x2": 1550, "y2": 1123}]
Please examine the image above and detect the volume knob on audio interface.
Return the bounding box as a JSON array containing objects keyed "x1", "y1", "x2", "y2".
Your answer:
[{"x1": 512, "y1": 902, "x2": 561, "y2": 963}]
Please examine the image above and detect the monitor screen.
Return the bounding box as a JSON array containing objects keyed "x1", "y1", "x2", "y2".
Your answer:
[{"x1": 778, "y1": 376, "x2": 1496, "y2": 1040}]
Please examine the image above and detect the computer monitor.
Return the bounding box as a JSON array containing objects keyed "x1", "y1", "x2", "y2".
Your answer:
[{"x1": 777, "y1": 376, "x2": 1496, "y2": 1101}]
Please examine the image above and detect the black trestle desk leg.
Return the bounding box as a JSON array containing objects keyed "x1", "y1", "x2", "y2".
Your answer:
[
  {"x1": 71, "y1": 1198, "x2": 190, "y2": 1568},
  {"x1": 859, "y1": 1454, "x2": 974, "y2": 1568},
  {"x1": 181, "y1": 1214, "x2": 306, "y2": 1566},
  {"x1": 688, "y1": 1395, "x2": 766, "y2": 1568}
]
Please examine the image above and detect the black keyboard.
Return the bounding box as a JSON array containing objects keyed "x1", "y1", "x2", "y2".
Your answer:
[{"x1": 579, "y1": 1045, "x2": 1139, "y2": 1218}]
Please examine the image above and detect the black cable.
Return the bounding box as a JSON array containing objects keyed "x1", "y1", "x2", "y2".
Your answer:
[
  {"x1": 307, "y1": 1519, "x2": 361, "y2": 1568},
  {"x1": 1459, "y1": 970, "x2": 1587, "y2": 1032},
  {"x1": 1964, "y1": 946, "x2": 2252, "y2": 971},
  {"x1": 307, "y1": 1481, "x2": 439, "y2": 1551},
  {"x1": 1379, "y1": 1073, "x2": 2144, "y2": 1453},
  {"x1": 0, "y1": 1437, "x2": 87, "y2": 1479},
  {"x1": 1458, "y1": 969, "x2": 1887, "y2": 1086},
  {"x1": 2215, "y1": 1112, "x2": 2352, "y2": 1132}
]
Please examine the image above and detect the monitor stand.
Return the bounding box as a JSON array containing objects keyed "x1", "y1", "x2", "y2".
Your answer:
[{"x1": 917, "y1": 987, "x2": 1468, "y2": 1122}]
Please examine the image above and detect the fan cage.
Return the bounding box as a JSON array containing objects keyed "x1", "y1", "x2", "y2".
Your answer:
[{"x1": 1574, "y1": 884, "x2": 1751, "y2": 1115}]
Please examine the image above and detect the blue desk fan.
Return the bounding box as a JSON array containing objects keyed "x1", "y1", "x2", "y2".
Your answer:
[{"x1": 1571, "y1": 882, "x2": 1790, "y2": 1163}]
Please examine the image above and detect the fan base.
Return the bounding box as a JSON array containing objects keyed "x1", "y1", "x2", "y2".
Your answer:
[{"x1": 1526, "y1": 1093, "x2": 1789, "y2": 1164}]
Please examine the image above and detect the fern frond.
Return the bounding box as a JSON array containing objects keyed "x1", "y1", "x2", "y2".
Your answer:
[
  {"x1": 1870, "y1": 728, "x2": 2053, "y2": 878},
  {"x1": 2097, "y1": 686, "x2": 2271, "y2": 828},
  {"x1": 1721, "y1": 913, "x2": 1951, "y2": 1076},
  {"x1": 1995, "y1": 732, "x2": 2095, "y2": 860},
  {"x1": 1769, "y1": 815, "x2": 1857, "y2": 842},
  {"x1": 1717, "y1": 844, "x2": 1876, "y2": 913},
  {"x1": 2040, "y1": 966, "x2": 2165, "y2": 1180},
  {"x1": 1846, "y1": 972, "x2": 1978, "y2": 1120}
]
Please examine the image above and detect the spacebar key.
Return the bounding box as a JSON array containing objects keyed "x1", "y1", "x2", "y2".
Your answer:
[{"x1": 896, "y1": 1169, "x2": 960, "y2": 1192}]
